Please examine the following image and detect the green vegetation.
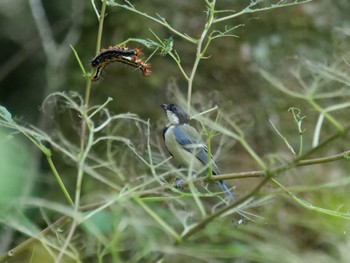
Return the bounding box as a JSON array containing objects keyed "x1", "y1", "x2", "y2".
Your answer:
[{"x1": 0, "y1": 0, "x2": 349, "y2": 262}]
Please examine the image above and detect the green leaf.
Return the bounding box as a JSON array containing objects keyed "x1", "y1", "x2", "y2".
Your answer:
[
  {"x1": 81, "y1": 210, "x2": 114, "y2": 235},
  {"x1": 0, "y1": 128, "x2": 35, "y2": 215},
  {"x1": 0, "y1": 105, "x2": 13, "y2": 122}
]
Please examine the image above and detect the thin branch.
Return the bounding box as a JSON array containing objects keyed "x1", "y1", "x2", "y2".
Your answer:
[
  {"x1": 106, "y1": 1, "x2": 197, "y2": 44},
  {"x1": 181, "y1": 176, "x2": 270, "y2": 241},
  {"x1": 0, "y1": 217, "x2": 70, "y2": 262},
  {"x1": 297, "y1": 149, "x2": 350, "y2": 167},
  {"x1": 213, "y1": 0, "x2": 313, "y2": 24}
]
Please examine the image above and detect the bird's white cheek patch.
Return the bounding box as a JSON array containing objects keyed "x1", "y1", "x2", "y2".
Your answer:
[{"x1": 167, "y1": 111, "x2": 179, "y2": 125}]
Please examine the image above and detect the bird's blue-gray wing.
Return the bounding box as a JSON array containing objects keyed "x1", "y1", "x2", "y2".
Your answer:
[
  {"x1": 172, "y1": 125, "x2": 241, "y2": 216},
  {"x1": 173, "y1": 125, "x2": 220, "y2": 175}
]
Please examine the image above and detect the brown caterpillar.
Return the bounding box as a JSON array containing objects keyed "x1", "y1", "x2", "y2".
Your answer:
[{"x1": 91, "y1": 46, "x2": 151, "y2": 82}]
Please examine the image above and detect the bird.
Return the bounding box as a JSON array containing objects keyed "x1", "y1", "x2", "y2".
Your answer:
[{"x1": 160, "y1": 103, "x2": 237, "y2": 203}]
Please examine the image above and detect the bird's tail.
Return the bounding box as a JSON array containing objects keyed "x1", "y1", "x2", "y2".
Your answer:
[
  {"x1": 218, "y1": 180, "x2": 235, "y2": 203},
  {"x1": 218, "y1": 180, "x2": 246, "y2": 226}
]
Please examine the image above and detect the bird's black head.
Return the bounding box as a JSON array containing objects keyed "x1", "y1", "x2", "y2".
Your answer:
[{"x1": 161, "y1": 103, "x2": 189, "y2": 125}]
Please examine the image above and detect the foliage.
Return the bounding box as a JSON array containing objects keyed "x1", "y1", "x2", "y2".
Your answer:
[{"x1": 0, "y1": 0, "x2": 350, "y2": 262}]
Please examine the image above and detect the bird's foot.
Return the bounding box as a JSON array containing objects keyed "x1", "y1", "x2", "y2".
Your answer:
[
  {"x1": 232, "y1": 214, "x2": 248, "y2": 228},
  {"x1": 174, "y1": 178, "x2": 185, "y2": 189}
]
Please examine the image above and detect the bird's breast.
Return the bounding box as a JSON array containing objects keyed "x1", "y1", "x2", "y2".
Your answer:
[{"x1": 164, "y1": 125, "x2": 205, "y2": 173}]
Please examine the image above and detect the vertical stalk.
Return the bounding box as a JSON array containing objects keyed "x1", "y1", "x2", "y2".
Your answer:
[
  {"x1": 95, "y1": 0, "x2": 107, "y2": 54},
  {"x1": 76, "y1": 0, "x2": 107, "y2": 221},
  {"x1": 206, "y1": 133, "x2": 213, "y2": 179},
  {"x1": 80, "y1": 0, "x2": 107, "y2": 151},
  {"x1": 57, "y1": 1, "x2": 108, "y2": 262},
  {"x1": 187, "y1": 0, "x2": 216, "y2": 113}
]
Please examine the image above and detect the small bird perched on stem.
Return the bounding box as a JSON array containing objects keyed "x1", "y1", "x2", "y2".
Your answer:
[{"x1": 160, "y1": 103, "x2": 244, "y2": 224}]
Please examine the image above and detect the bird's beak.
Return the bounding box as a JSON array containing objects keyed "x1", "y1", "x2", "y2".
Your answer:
[{"x1": 160, "y1": 104, "x2": 168, "y2": 110}]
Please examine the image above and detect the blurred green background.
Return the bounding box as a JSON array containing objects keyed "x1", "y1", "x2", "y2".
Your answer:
[{"x1": 1, "y1": 0, "x2": 350, "y2": 262}]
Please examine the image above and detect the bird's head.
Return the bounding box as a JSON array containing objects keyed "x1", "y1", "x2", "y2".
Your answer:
[{"x1": 161, "y1": 103, "x2": 189, "y2": 125}]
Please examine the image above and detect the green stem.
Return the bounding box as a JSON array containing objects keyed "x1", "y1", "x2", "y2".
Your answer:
[
  {"x1": 57, "y1": 1, "x2": 108, "y2": 261},
  {"x1": 47, "y1": 156, "x2": 74, "y2": 206},
  {"x1": 298, "y1": 132, "x2": 303, "y2": 157},
  {"x1": 187, "y1": 0, "x2": 216, "y2": 113},
  {"x1": 11, "y1": 122, "x2": 74, "y2": 207},
  {"x1": 206, "y1": 133, "x2": 213, "y2": 179},
  {"x1": 107, "y1": 2, "x2": 197, "y2": 44},
  {"x1": 181, "y1": 176, "x2": 271, "y2": 241},
  {"x1": 0, "y1": 217, "x2": 70, "y2": 262},
  {"x1": 307, "y1": 98, "x2": 344, "y2": 133},
  {"x1": 70, "y1": 44, "x2": 87, "y2": 77},
  {"x1": 96, "y1": 0, "x2": 107, "y2": 54},
  {"x1": 81, "y1": 0, "x2": 107, "y2": 146},
  {"x1": 296, "y1": 149, "x2": 350, "y2": 167},
  {"x1": 213, "y1": 0, "x2": 313, "y2": 24},
  {"x1": 239, "y1": 137, "x2": 267, "y2": 170},
  {"x1": 76, "y1": 121, "x2": 94, "y2": 211},
  {"x1": 271, "y1": 178, "x2": 350, "y2": 219},
  {"x1": 300, "y1": 125, "x2": 350, "y2": 160},
  {"x1": 168, "y1": 51, "x2": 189, "y2": 80},
  {"x1": 135, "y1": 197, "x2": 182, "y2": 243},
  {"x1": 80, "y1": 0, "x2": 107, "y2": 151}
]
